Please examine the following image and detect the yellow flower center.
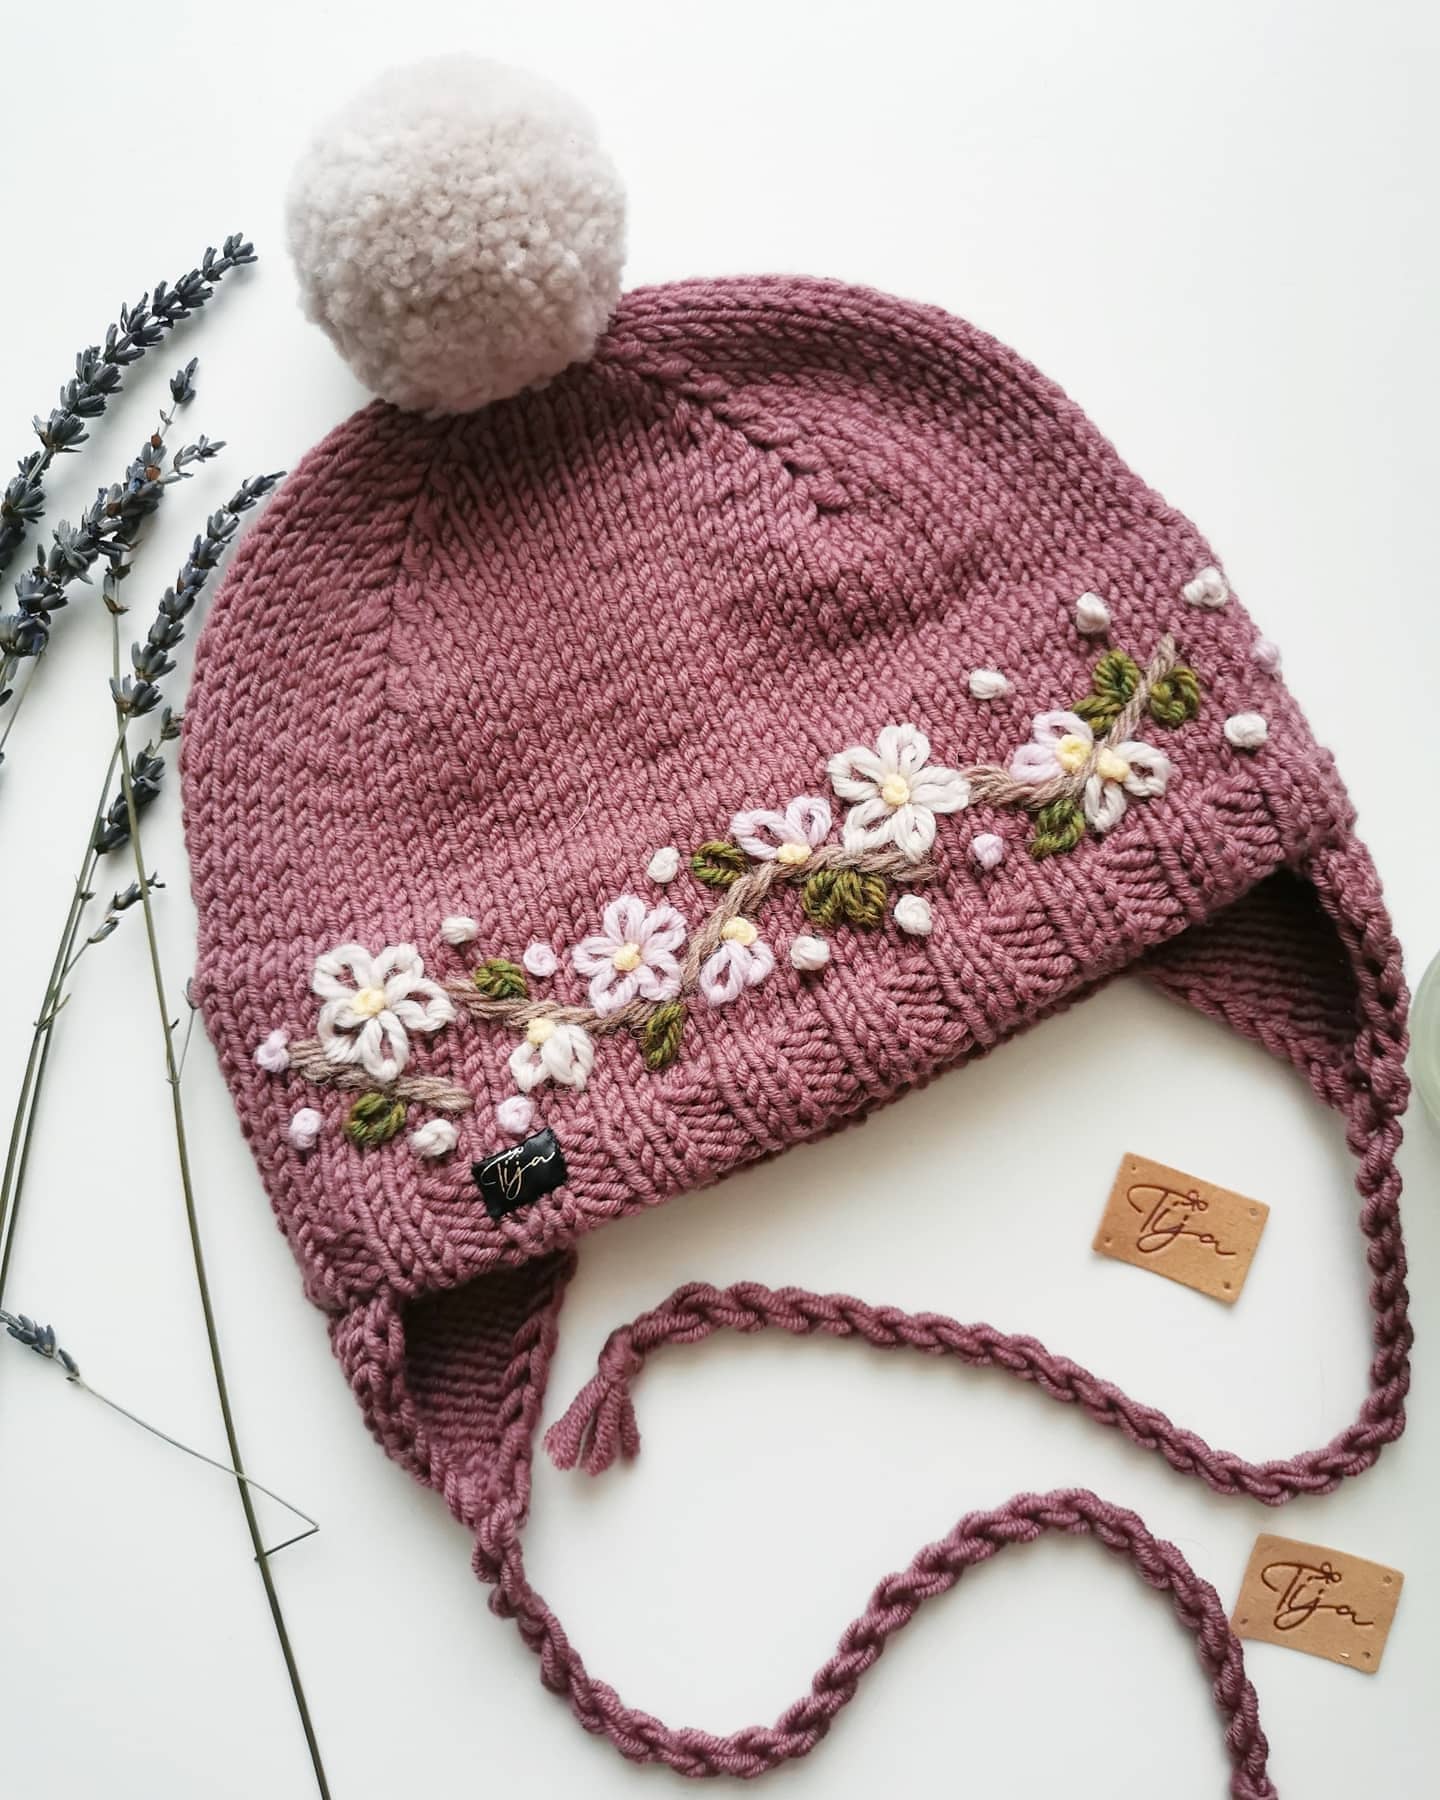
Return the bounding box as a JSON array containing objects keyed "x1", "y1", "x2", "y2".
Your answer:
[
  {"x1": 1095, "y1": 747, "x2": 1131, "y2": 784},
  {"x1": 880, "y1": 774, "x2": 911, "y2": 807},
  {"x1": 612, "y1": 942, "x2": 643, "y2": 973},
  {"x1": 720, "y1": 917, "x2": 759, "y2": 946},
  {"x1": 352, "y1": 986, "x2": 387, "y2": 1019},
  {"x1": 1055, "y1": 734, "x2": 1090, "y2": 775},
  {"x1": 526, "y1": 1016, "x2": 556, "y2": 1046},
  {"x1": 775, "y1": 841, "x2": 810, "y2": 866}
]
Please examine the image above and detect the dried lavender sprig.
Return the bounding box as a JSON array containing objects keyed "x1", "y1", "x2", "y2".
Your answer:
[
  {"x1": 0, "y1": 395, "x2": 218, "y2": 1290},
  {"x1": 107, "y1": 600, "x2": 331, "y2": 1792},
  {"x1": 0, "y1": 392, "x2": 221, "y2": 756},
  {"x1": 0, "y1": 235, "x2": 255, "y2": 584},
  {"x1": 0, "y1": 402, "x2": 218, "y2": 685},
  {"x1": 95, "y1": 473, "x2": 281, "y2": 853},
  {"x1": 0, "y1": 1306, "x2": 318, "y2": 1553}
]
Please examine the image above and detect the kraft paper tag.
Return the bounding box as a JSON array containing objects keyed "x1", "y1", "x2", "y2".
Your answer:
[
  {"x1": 1232, "y1": 1533, "x2": 1404, "y2": 1673},
  {"x1": 1093, "y1": 1152, "x2": 1268, "y2": 1304}
]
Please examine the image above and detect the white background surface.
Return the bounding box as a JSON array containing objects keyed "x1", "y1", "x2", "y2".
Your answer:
[{"x1": 1, "y1": 3, "x2": 1437, "y2": 1795}]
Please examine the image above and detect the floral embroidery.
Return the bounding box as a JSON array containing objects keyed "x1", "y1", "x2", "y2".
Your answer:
[
  {"x1": 827, "y1": 724, "x2": 971, "y2": 859},
  {"x1": 1009, "y1": 711, "x2": 1171, "y2": 836},
  {"x1": 261, "y1": 628, "x2": 1218, "y2": 1160},
  {"x1": 572, "y1": 896, "x2": 686, "y2": 1016},
  {"x1": 731, "y1": 795, "x2": 831, "y2": 865},
  {"x1": 968, "y1": 638, "x2": 1200, "y2": 859},
  {"x1": 508, "y1": 1016, "x2": 595, "y2": 1093},
  {"x1": 312, "y1": 942, "x2": 454, "y2": 1082},
  {"x1": 698, "y1": 915, "x2": 776, "y2": 1005}
]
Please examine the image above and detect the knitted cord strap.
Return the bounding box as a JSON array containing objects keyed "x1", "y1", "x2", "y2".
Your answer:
[
  {"x1": 474, "y1": 1486, "x2": 1273, "y2": 1793},
  {"x1": 465, "y1": 848, "x2": 1412, "y2": 1789}
]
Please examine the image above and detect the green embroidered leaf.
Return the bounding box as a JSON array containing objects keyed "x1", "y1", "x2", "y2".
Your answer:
[
  {"x1": 690, "y1": 841, "x2": 748, "y2": 887},
  {"x1": 1030, "y1": 797, "x2": 1087, "y2": 860},
  {"x1": 640, "y1": 1000, "x2": 686, "y2": 1070},
  {"x1": 1147, "y1": 662, "x2": 1201, "y2": 728},
  {"x1": 473, "y1": 957, "x2": 528, "y2": 1000},
  {"x1": 1074, "y1": 648, "x2": 1141, "y2": 732},
  {"x1": 801, "y1": 868, "x2": 888, "y2": 928},
  {"x1": 344, "y1": 1092, "x2": 407, "y2": 1148}
]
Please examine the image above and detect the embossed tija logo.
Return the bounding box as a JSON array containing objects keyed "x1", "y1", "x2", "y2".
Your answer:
[
  {"x1": 472, "y1": 1128, "x2": 568, "y2": 1220},
  {"x1": 1232, "y1": 1534, "x2": 1404, "y2": 1673},
  {"x1": 1093, "y1": 1152, "x2": 1268, "y2": 1304}
]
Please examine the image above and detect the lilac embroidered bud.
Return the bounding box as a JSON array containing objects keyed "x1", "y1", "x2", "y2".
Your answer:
[
  {"x1": 288, "y1": 1107, "x2": 322, "y2": 1151},
  {"x1": 1252, "y1": 636, "x2": 1282, "y2": 675},
  {"x1": 970, "y1": 832, "x2": 1005, "y2": 872},
  {"x1": 523, "y1": 940, "x2": 559, "y2": 977},
  {"x1": 254, "y1": 1027, "x2": 291, "y2": 1073},
  {"x1": 496, "y1": 1094, "x2": 536, "y2": 1136}
]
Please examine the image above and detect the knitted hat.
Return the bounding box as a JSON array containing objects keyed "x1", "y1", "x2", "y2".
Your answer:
[{"x1": 182, "y1": 62, "x2": 1411, "y2": 1795}]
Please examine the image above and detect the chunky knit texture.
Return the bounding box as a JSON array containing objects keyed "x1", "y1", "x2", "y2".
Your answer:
[{"x1": 182, "y1": 277, "x2": 1411, "y2": 1790}]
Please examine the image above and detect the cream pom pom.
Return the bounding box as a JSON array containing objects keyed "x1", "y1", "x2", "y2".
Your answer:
[{"x1": 286, "y1": 58, "x2": 626, "y2": 413}]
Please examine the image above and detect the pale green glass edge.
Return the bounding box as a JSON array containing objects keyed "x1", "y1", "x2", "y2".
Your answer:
[{"x1": 1412, "y1": 948, "x2": 1440, "y2": 1127}]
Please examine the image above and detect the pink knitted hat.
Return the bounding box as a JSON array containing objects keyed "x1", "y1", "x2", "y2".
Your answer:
[{"x1": 183, "y1": 67, "x2": 1410, "y2": 1798}]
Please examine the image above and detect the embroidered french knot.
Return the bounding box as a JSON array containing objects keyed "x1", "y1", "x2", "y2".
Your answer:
[{"x1": 473, "y1": 1127, "x2": 568, "y2": 1220}]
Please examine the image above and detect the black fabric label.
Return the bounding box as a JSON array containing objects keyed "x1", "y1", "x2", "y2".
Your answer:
[{"x1": 472, "y1": 1128, "x2": 568, "y2": 1220}]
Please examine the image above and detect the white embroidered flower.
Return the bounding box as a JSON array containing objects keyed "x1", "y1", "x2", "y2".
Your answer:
[
  {"x1": 410, "y1": 1118, "x2": 458, "y2": 1160},
  {"x1": 254, "y1": 1028, "x2": 290, "y2": 1073},
  {"x1": 730, "y1": 794, "x2": 832, "y2": 866},
  {"x1": 508, "y1": 1017, "x2": 595, "y2": 1093},
  {"x1": 698, "y1": 916, "x2": 775, "y2": 1006},
  {"x1": 288, "y1": 1107, "x2": 322, "y2": 1151},
  {"x1": 312, "y1": 942, "x2": 454, "y2": 1083},
  {"x1": 572, "y1": 895, "x2": 686, "y2": 1015},
  {"x1": 827, "y1": 724, "x2": 970, "y2": 859},
  {"x1": 1008, "y1": 712, "x2": 1171, "y2": 835}
]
